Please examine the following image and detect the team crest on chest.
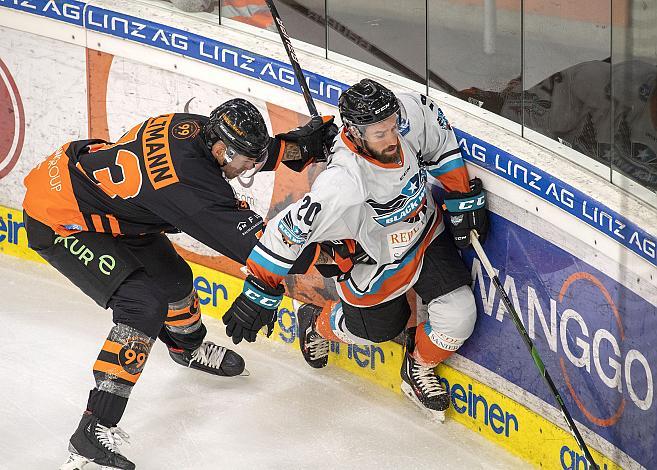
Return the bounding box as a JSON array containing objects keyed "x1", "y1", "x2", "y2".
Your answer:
[{"x1": 367, "y1": 169, "x2": 427, "y2": 226}]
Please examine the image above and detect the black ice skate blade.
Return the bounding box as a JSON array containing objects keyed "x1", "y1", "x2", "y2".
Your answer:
[{"x1": 400, "y1": 381, "x2": 446, "y2": 423}]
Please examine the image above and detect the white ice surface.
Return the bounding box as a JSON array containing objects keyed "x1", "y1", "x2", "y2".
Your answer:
[{"x1": 0, "y1": 256, "x2": 526, "y2": 469}]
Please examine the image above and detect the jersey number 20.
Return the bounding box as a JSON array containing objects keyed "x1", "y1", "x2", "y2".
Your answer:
[{"x1": 297, "y1": 195, "x2": 321, "y2": 225}]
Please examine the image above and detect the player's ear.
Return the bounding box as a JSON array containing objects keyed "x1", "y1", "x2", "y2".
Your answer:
[{"x1": 212, "y1": 141, "x2": 227, "y2": 164}]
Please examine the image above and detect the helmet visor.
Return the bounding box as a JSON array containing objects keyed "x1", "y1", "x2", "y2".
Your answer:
[
  {"x1": 350, "y1": 112, "x2": 400, "y2": 143},
  {"x1": 225, "y1": 143, "x2": 268, "y2": 164},
  {"x1": 223, "y1": 145, "x2": 267, "y2": 178}
]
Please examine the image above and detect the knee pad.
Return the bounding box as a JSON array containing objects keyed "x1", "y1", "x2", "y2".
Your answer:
[
  {"x1": 165, "y1": 288, "x2": 202, "y2": 335},
  {"x1": 93, "y1": 323, "x2": 154, "y2": 398},
  {"x1": 415, "y1": 285, "x2": 476, "y2": 365}
]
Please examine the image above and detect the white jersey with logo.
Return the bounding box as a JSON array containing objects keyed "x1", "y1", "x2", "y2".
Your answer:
[{"x1": 247, "y1": 93, "x2": 471, "y2": 307}]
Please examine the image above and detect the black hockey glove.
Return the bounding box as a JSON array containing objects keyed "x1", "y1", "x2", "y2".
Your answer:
[
  {"x1": 222, "y1": 275, "x2": 285, "y2": 345},
  {"x1": 443, "y1": 177, "x2": 488, "y2": 249},
  {"x1": 276, "y1": 115, "x2": 338, "y2": 170}
]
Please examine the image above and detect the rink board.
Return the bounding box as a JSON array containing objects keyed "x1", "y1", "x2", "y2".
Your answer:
[
  {"x1": 0, "y1": 205, "x2": 621, "y2": 469},
  {"x1": 2, "y1": 2, "x2": 656, "y2": 468}
]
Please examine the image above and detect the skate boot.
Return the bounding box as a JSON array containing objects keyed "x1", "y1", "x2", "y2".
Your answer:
[
  {"x1": 60, "y1": 411, "x2": 134, "y2": 470},
  {"x1": 169, "y1": 341, "x2": 246, "y2": 376},
  {"x1": 400, "y1": 328, "x2": 450, "y2": 423},
  {"x1": 297, "y1": 304, "x2": 329, "y2": 369}
]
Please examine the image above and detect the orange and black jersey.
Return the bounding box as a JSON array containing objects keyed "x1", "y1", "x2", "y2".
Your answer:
[{"x1": 23, "y1": 113, "x2": 286, "y2": 264}]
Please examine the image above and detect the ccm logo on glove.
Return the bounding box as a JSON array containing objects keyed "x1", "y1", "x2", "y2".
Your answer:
[
  {"x1": 244, "y1": 287, "x2": 282, "y2": 308},
  {"x1": 455, "y1": 195, "x2": 486, "y2": 211}
]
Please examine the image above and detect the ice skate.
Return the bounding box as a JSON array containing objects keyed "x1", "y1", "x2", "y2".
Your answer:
[
  {"x1": 169, "y1": 340, "x2": 247, "y2": 376},
  {"x1": 400, "y1": 328, "x2": 449, "y2": 423},
  {"x1": 297, "y1": 304, "x2": 329, "y2": 368},
  {"x1": 60, "y1": 412, "x2": 134, "y2": 470}
]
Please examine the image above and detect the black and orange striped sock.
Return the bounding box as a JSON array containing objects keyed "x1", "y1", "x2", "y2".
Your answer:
[
  {"x1": 165, "y1": 289, "x2": 202, "y2": 335},
  {"x1": 93, "y1": 323, "x2": 154, "y2": 399}
]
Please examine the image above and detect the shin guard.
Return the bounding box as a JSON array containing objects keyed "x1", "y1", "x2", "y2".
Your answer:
[{"x1": 414, "y1": 286, "x2": 476, "y2": 367}]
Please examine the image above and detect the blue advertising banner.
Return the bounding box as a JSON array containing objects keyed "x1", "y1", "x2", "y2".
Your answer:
[
  {"x1": 455, "y1": 129, "x2": 657, "y2": 269},
  {"x1": 461, "y1": 213, "x2": 656, "y2": 468},
  {"x1": 0, "y1": 0, "x2": 85, "y2": 25},
  {"x1": 83, "y1": 5, "x2": 347, "y2": 106}
]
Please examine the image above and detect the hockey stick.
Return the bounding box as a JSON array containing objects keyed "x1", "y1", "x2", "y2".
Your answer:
[
  {"x1": 469, "y1": 231, "x2": 599, "y2": 470},
  {"x1": 264, "y1": 0, "x2": 328, "y2": 161}
]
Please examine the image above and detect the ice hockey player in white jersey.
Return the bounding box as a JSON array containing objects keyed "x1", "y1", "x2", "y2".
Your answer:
[{"x1": 222, "y1": 79, "x2": 489, "y2": 420}]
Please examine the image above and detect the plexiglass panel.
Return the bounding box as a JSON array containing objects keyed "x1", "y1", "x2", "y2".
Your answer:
[
  {"x1": 327, "y1": 1, "x2": 427, "y2": 83},
  {"x1": 521, "y1": 1, "x2": 612, "y2": 173},
  {"x1": 429, "y1": 0, "x2": 522, "y2": 126},
  {"x1": 610, "y1": 0, "x2": 657, "y2": 192}
]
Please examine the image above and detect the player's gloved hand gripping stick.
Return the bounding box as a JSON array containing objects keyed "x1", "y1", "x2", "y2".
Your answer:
[
  {"x1": 265, "y1": 0, "x2": 334, "y2": 162},
  {"x1": 276, "y1": 116, "x2": 337, "y2": 171},
  {"x1": 222, "y1": 276, "x2": 285, "y2": 344},
  {"x1": 443, "y1": 177, "x2": 488, "y2": 248},
  {"x1": 470, "y1": 231, "x2": 599, "y2": 470}
]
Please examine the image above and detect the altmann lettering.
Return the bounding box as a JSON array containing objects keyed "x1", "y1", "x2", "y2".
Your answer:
[{"x1": 143, "y1": 115, "x2": 178, "y2": 190}]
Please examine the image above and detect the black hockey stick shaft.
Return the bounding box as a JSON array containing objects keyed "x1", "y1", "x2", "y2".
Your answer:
[
  {"x1": 470, "y1": 232, "x2": 599, "y2": 469},
  {"x1": 264, "y1": 0, "x2": 328, "y2": 161},
  {"x1": 265, "y1": 0, "x2": 318, "y2": 116}
]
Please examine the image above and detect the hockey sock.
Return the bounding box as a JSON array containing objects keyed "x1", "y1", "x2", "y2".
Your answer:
[
  {"x1": 162, "y1": 288, "x2": 207, "y2": 350},
  {"x1": 86, "y1": 389, "x2": 129, "y2": 427},
  {"x1": 315, "y1": 302, "x2": 342, "y2": 342},
  {"x1": 88, "y1": 324, "x2": 154, "y2": 426},
  {"x1": 413, "y1": 320, "x2": 463, "y2": 367},
  {"x1": 93, "y1": 324, "x2": 154, "y2": 398}
]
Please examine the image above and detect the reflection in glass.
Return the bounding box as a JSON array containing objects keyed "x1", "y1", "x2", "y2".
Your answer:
[
  {"x1": 429, "y1": 0, "x2": 522, "y2": 120},
  {"x1": 169, "y1": 0, "x2": 217, "y2": 13},
  {"x1": 612, "y1": 2, "x2": 657, "y2": 191},
  {"x1": 220, "y1": 0, "x2": 326, "y2": 47},
  {"x1": 520, "y1": 0, "x2": 612, "y2": 169},
  {"x1": 132, "y1": 0, "x2": 220, "y2": 19},
  {"x1": 222, "y1": 0, "x2": 276, "y2": 31},
  {"x1": 275, "y1": 0, "x2": 327, "y2": 49},
  {"x1": 327, "y1": 0, "x2": 426, "y2": 83}
]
